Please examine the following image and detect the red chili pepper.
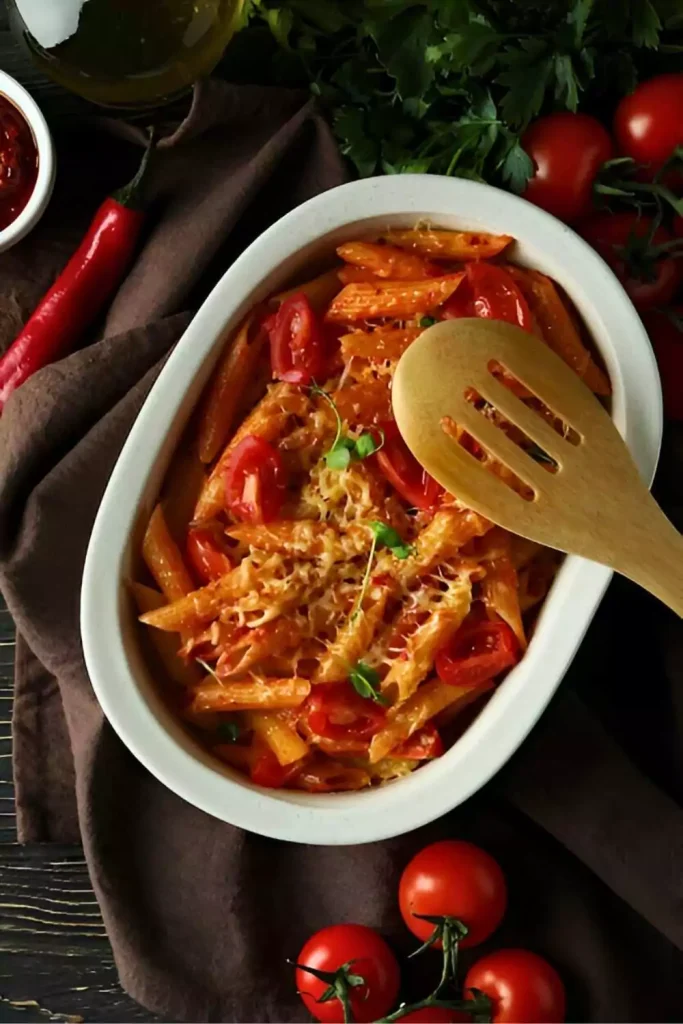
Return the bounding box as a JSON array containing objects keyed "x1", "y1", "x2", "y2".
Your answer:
[
  {"x1": 264, "y1": 292, "x2": 326, "y2": 385},
  {"x1": 303, "y1": 682, "x2": 386, "y2": 743},
  {"x1": 376, "y1": 420, "x2": 443, "y2": 510},
  {"x1": 185, "y1": 526, "x2": 233, "y2": 585},
  {"x1": 223, "y1": 434, "x2": 287, "y2": 525},
  {"x1": 436, "y1": 620, "x2": 519, "y2": 689},
  {"x1": 0, "y1": 136, "x2": 155, "y2": 413}
]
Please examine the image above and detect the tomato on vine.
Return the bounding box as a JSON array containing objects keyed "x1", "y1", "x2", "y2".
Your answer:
[
  {"x1": 465, "y1": 949, "x2": 566, "y2": 1024},
  {"x1": 580, "y1": 212, "x2": 682, "y2": 311},
  {"x1": 294, "y1": 923, "x2": 400, "y2": 1023},
  {"x1": 399, "y1": 840, "x2": 507, "y2": 950},
  {"x1": 521, "y1": 112, "x2": 614, "y2": 224},
  {"x1": 614, "y1": 74, "x2": 683, "y2": 171}
]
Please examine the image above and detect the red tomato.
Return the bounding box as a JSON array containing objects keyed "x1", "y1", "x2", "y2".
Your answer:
[
  {"x1": 265, "y1": 292, "x2": 326, "y2": 384},
  {"x1": 465, "y1": 949, "x2": 566, "y2": 1024},
  {"x1": 399, "y1": 1009, "x2": 471, "y2": 1023},
  {"x1": 223, "y1": 435, "x2": 287, "y2": 524},
  {"x1": 296, "y1": 924, "x2": 400, "y2": 1023},
  {"x1": 443, "y1": 263, "x2": 532, "y2": 332},
  {"x1": 641, "y1": 309, "x2": 683, "y2": 420},
  {"x1": 614, "y1": 74, "x2": 683, "y2": 170},
  {"x1": 436, "y1": 620, "x2": 519, "y2": 689},
  {"x1": 580, "y1": 213, "x2": 682, "y2": 310},
  {"x1": 521, "y1": 112, "x2": 614, "y2": 223},
  {"x1": 392, "y1": 722, "x2": 444, "y2": 760},
  {"x1": 303, "y1": 682, "x2": 386, "y2": 743},
  {"x1": 399, "y1": 840, "x2": 507, "y2": 949},
  {"x1": 185, "y1": 527, "x2": 232, "y2": 584},
  {"x1": 377, "y1": 421, "x2": 443, "y2": 510},
  {"x1": 249, "y1": 744, "x2": 300, "y2": 789}
]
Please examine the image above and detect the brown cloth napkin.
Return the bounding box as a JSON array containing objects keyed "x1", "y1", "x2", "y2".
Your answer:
[{"x1": 1, "y1": 80, "x2": 683, "y2": 1023}]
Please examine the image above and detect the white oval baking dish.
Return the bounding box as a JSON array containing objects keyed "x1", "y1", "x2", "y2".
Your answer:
[{"x1": 81, "y1": 175, "x2": 662, "y2": 845}]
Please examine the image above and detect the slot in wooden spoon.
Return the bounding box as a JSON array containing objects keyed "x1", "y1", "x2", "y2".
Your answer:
[{"x1": 392, "y1": 318, "x2": 683, "y2": 616}]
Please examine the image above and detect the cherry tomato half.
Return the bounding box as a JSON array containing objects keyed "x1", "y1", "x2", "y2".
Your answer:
[
  {"x1": 303, "y1": 682, "x2": 386, "y2": 744},
  {"x1": 465, "y1": 949, "x2": 566, "y2": 1024},
  {"x1": 265, "y1": 292, "x2": 326, "y2": 384},
  {"x1": 392, "y1": 722, "x2": 444, "y2": 760},
  {"x1": 436, "y1": 620, "x2": 519, "y2": 689},
  {"x1": 614, "y1": 73, "x2": 683, "y2": 170},
  {"x1": 376, "y1": 421, "x2": 443, "y2": 510},
  {"x1": 521, "y1": 112, "x2": 614, "y2": 223},
  {"x1": 580, "y1": 212, "x2": 682, "y2": 311},
  {"x1": 442, "y1": 263, "x2": 532, "y2": 333},
  {"x1": 398, "y1": 1009, "x2": 471, "y2": 1023},
  {"x1": 296, "y1": 924, "x2": 400, "y2": 1023},
  {"x1": 185, "y1": 527, "x2": 232, "y2": 584},
  {"x1": 223, "y1": 435, "x2": 287, "y2": 525},
  {"x1": 399, "y1": 840, "x2": 507, "y2": 949},
  {"x1": 641, "y1": 309, "x2": 683, "y2": 420},
  {"x1": 250, "y1": 743, "x2": 300, "y2": 789}
]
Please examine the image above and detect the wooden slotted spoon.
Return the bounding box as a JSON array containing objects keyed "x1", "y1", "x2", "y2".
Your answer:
[{"x1": 392, "y1": 318, "x2": 683, "y2": 617}]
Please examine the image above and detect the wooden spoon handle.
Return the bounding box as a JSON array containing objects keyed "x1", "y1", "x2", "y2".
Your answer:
[{"x1": 612, "y1": 500, "x2": 683, "y2": 617}]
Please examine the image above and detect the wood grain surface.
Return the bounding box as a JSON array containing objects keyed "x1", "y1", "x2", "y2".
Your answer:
[{"x1": 0, "y1": 6, "x2": 163, "y2": 1022}]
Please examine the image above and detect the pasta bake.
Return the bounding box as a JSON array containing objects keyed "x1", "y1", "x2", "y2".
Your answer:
[{"x1": 135, "y1": 227, "x2": 610, "y2": 792}]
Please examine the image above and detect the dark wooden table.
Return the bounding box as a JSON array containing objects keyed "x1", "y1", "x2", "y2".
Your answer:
[{"x1": 0, "y1": 8, "x2": 163, "y2": 1023}]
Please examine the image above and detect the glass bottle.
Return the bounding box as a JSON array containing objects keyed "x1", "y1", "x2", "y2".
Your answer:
[{"x1": 9, "y1": 0, "x2": 244, "y2": 107}]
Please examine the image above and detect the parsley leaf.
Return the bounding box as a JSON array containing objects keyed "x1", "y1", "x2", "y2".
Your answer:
[
  {"x1": 312, "y1": 384, "x2": 382, "y2": 469},
  {"x1": 419, "y1": 315, "x2": 437, "y2": 327},
  {"x1": 631, "y1": 0, "x2": 662, "y2": 47},
  {"x1": 496, "y1": 41, "x2": 553, "y2": 127},
  {"x1": 499, "y1": 137, "x2": 534, "y2": 193},
  {"x1": 371, "y1": 7, "x2": 437, "y2": 100},
  {"x1": 348, "y1": 661, "x2": 387, "y2": 704},
  {"x1": 370, "y1": 521, "x2": 415, "y2": 560}
]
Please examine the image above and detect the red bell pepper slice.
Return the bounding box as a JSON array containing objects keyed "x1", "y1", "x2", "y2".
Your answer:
[
  {"x1": 376, "y1": 421, "x2": 443, "y2": 510},
  {"x1": 264, "y1": 292, "x2": 326, "y2": 384},
  {"x1": 436, "y1": 619, "x2": 519, "y2": 689},
  {"x1": 442, "y1": 262, "x2": 532, "y2": 332},
  {"x1": 392, "y1": 723, "x2": 444, "y2": 760},
  {"x1": 303, "y1": 682, "x2": 386, "y2": 743},
  {"x1": 223, "y1": 435, "x2": 287, "y2": 525},
  {"x1": 186, "y1": 526, "x2": 233, "y2": 584}
]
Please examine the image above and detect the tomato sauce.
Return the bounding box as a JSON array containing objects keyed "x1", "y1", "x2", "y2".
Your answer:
[{"x1": 0, "y1": 95, "x2": 38, "y2": 231}]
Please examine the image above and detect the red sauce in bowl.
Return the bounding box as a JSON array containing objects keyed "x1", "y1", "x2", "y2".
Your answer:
[{"x1": 0, "y1": 94, "x2": 38, "y2": 231}]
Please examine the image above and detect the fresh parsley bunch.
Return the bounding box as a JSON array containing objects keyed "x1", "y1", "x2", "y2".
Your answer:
[{"x1": 229, "y1": 0, "x2": 682, "y2": 191}]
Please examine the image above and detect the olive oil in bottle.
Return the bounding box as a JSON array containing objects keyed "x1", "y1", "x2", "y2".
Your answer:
[{"x1": 10, "y1": 0, "x2": 244, "y2": 107}]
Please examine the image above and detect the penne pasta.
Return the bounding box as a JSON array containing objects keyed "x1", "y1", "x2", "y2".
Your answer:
[
  {"x1": 227, "y1": 520, "x2": 368, "y2": 561},
  {"x1": 506, "y1": 266, "x2": 611, "y2": 395},
  {"x1": 189, "y1": 676, "x2": 311, "y2": 713},
  {"x1": 340, "y1": 327, "x2": 421, "y2": 364},
  {"x1": 272, "y1": 268, "x2": 343, "y2": 311},
  {"x1": 142, "y1": 504, "x2": 195, "y2": 602},
  {"x1": 130, "y1": 582, "x2": 202, "y2": 688},
  {"x1": 315, "y1": 582, "x2": 393, "y2": 683},
  {"x1": 247, "y1": 710, "x2": 310, "y2": 765},
  {"x1": 325, "y1": 274, "x2": 465, "y2": 322},
  {"x1": 197, "y1": 314, "x2": 268, "y2": 465},
  {"x1": 337, "y1": 241, "x2": 438, "y2": 280},
  {"x1": 369, "y1": 678, "x2": 494, "y2": 763},
  {"x1": 480, "y1": 529, "x2": 526, "y2": 647},
  {"x1": 382, "y1": 577, "x2": 472, "y2": 702},
  {"x1": 381, "y1": 228, "x2": 512, "y2": 260}
]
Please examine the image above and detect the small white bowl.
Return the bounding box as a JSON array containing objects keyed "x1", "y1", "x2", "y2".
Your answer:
[
  {"x1": 0, "y1": 70, "x2": 55, "y2": 253},
  {"x1": 81, "y1": 176, "x2": 662, "y2": 845}
]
